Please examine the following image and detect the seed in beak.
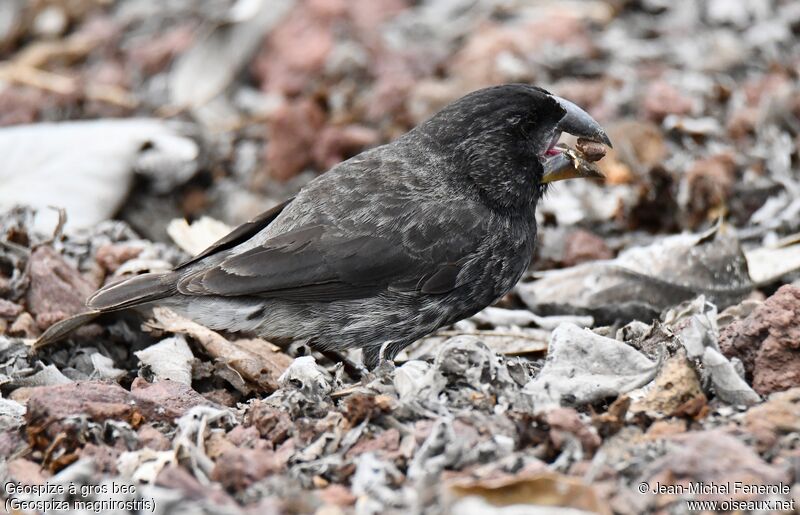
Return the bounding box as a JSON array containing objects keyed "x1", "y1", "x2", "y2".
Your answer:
[{"x1": 576, "y1": 138, "x2": 607, "y2": 162}]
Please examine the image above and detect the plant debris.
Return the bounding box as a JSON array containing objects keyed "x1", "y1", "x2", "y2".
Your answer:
[{"x1": 2, "y1": 0, "x2": 800, "y2": 513}]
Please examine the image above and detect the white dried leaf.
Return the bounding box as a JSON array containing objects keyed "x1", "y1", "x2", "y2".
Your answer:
[
  {"x1": 167, "y1": 216, "x2": 232, "y2": 256},
  {"x1": 0, "y1": 397, "x2": 26, "y2": 431},
  {"x1": 471, "y1": 307, "x2": 593, "y2": 329},
  {"x1": 90, "y1": 353, "x2": 126, "y2": 381},
  {"x1": 703, "y1": 348, "x2": 761, "y2": 405},
  {"x1": 135, "y1": 336, "x2": 194, "y2": 385},
  {"x1": 117, "y1": 448, "x2": 175, "y2": 483},
  {"x1": 393, "y1": 360, "x2": 434, "y2": 400},
  {"x1": 524, "y1": 324, "x2": 659, "y2": 412},
  {"x1": 14, "y1": 364, "x2": 72, "y2": 387},
  {"x1": 278, "y1": 356, "x2": 331, "y2": 397},
  {"x1": 538, "y1": 180, "x2": 635, "y2": 225},
  {"x1": 169, "y1": 0, "x2": 294, "y2": 110},
  {"x1": 675, "y1": 302, "x2": 760, "y2": 405},
  {"x1": 144, "y1": 307, "x2": 291, "y2": 392},
  {"x1": 745, "y1": 242, "x2": 800, "y2": 285},
  {"x1": 518, "y1": 226, "x2": 752, "y2": 318},
  {"x1": 0, "y1": 119, "x2": 198, "y2": 233}
]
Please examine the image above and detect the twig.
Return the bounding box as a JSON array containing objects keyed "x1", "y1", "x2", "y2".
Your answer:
[
  {"x1": 0, "y1": 63, "x2": 138, "y2": 108},
  {"x1": 424, "y1": 330, "x2": 549, "y2": 342}
]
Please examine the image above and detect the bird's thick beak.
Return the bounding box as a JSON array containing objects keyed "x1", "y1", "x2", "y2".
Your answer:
[
  {"x1": 552, "y1": 96, "x2": 612, "y2": 148},
  {"x1": 541, "y1": 95, "x2": 611, "y2": 184}
]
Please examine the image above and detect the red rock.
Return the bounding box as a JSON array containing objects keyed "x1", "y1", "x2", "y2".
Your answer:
[
  {"x1": 79, "y1": 443, "x2": 120, "y2": 475},
  {"x1": 137, "y1": 424, "x2": 171, "y2": 451},
  {"x1": 202, "y1": 388, "x2": 239, "y2": 407},
  {"x1": 545, "y1": 407, "x2": 601, "y2": 456},
  {"x1": 251, "y1": 1, "x2": 341, "y2": 96},
  {"x1": 562, "y1": 229, "x2": 613, "y2": 266},
  {"x1": 225, "y1": 425, "x2": 263, "y2": 448},
  {"x1": 26, "y1": 382, "x2": 138, "y2": 446},
  {"x1": 345, "y1": 428, "x2": 400, "y2": 460},
  {"x1": 0, "y1": 430, "x2": 26, "y2": 460},
  {"x1": 316, "y1": 483, "x2": 356, "y2": 506},
  {"x1": 742, "y1": 72, "x2": 791, "y2": 106},
  {"x1": 9, "y1": 312, "x2": 40, "y2": 338},
  {"x1": 365, "y1": 52, "x2": 420, "y2": 123},
  {"x1": 683, "y1": 153, "x2": 737, "y2": 228},
  {"x1": 644, "y1": 419, "x2": 687, "y2": 439},
  {"x1": 744, "y1": 387, "x2": 800, "y2": 452},
  {"x1": 0, "y1": 298, "x2": 23, "y2": 319},
  {"x1": 127, "y1": 25, "x2": 195, "y2": 75},
  {"x1": 130, "y1": 378, "x2": 213, "y2": 421},
  {"x1": 0, "y1": 86, "x2": 48, "y2": 126},
  {"x1": 206, "y1": 431, "x2": 238, "y2": 460},
  {"x1": 346, "y1": 0, "x2": 407, "y2": 44},
  {"x1": 313, "y1": 124, "x2": 379, "y2": 170},
  {"x1": 641, "y1": 81, "x2": 694, "y2": 122},
  {"x1": 245, "y1": 402, "x2": 294, "y2": 444},
  {"x1": 26, "y1": 246, "x2": 95, "y2": 330},
  {"x1": 25, "y1": 381, "x2": 211, "y2": 449},
  {"x1": 265, "y1": 98, "x2": 326, "y2": 181},
  {"x1": 211, "y1": 447, "x2": 285, "y2": 491},
  {"x1": 71, "y1": 15, "x2": 120, "y2": 48},
  {"x1": 95, "y1": 244, "x2": 142, "y2": 273},
  {"x1": 81, "y1": 60, "x2": 133, "y2": 118},
  {"x1": 642, "y1": 430, "x2": 788, "y2": 501},
  {"x1": 340, "y1": 392, "x2": 392, "y2": 425},
  {"x1": 727, "y1": 106, "x2": 759, "y2": 140},
  {"x1": 7, "y1": 458, "x2": 50, "y2": 485},
  {"x1": 451, "y1": 16, "x2": 592, "y2": 88},
  {"x1": 719, "y1": 285, "x2": 800, "y2": 395},
  {"x1": 157, "y1": 465, "x2": 238, "y2": 507}
]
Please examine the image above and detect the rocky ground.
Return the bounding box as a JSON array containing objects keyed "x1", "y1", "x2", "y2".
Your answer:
[{"x1": 1, "y1": 0, "x2": 799, "y2": 514}]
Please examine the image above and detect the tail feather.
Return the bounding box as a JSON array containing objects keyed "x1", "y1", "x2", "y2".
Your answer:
[
  {"x1": 34, "y1": 311, "x2": 102, "y2": 350},
  {"x1": 88, "y1": 271, "x2": 178, "y2": 310},
  {"x1": 34, "y1": 271, "x2": 178, "y2": 350}
]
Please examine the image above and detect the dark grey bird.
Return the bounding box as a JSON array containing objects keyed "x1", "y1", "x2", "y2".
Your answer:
[{"x1": 38, "y1": 84, "x2": 610, "y2": 369}]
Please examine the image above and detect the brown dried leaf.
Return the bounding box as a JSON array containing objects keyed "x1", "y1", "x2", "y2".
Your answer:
[
  {"x1": 447, "y1": 471, "x2": 612, "y2": 515},
  {"x1": 145, "y1": 307, "x2": 292, "y2": 392}
]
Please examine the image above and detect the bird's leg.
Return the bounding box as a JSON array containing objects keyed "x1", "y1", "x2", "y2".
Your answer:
[
  {"x1": 362, "y1": 340, "x2": 395, "y2": 370},
  {"x1": 379, "y1": 340, "x2": 393, "y2": 364},
  {"x1": 318, "y1": 348, "x2": 367, "y2": 381}
]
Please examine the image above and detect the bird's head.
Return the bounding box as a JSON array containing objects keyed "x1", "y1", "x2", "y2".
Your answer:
[{"x1": 416, "y1": 84, "x2": 611, "y2": 210}]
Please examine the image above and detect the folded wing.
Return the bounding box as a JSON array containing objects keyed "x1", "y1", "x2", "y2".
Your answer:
[{"x1": 177, "y1": 202, "x2": 488, "y2": 302}]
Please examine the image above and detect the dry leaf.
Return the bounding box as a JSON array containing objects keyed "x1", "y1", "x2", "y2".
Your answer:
[
  {"x1": 0, "y1": 119, "x2": 198, "y2": 233},
  {"x1": 447, "y1": 471, "x2": 611, "y2": 515},
  {"x1": 144, "y1": 307, "x2": 291, "y2": 392},
  {"x1": 166, "y1": 217, "x2": 233, "y2": 256}
]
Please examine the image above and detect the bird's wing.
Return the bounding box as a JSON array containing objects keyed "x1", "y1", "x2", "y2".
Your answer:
[
  {"x1": 175, "y1": 198, "x2": 293, "y2": 269},
  {"x1": 176, "y1": 201, "x2": 488, "y2": 302}
]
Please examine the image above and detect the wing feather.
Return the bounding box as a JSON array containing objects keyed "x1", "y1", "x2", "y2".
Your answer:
[
  {"x1": 176, "y1": 198, "x2": 293, "y2": 269},
  {"x1": 177, "y1": 202, "x2": 488, "y2": 301}
]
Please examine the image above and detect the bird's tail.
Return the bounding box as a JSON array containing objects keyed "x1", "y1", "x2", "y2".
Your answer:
[
  {"x1": 87, "y1": 271, "x2": 178, "y2": 311},
  {"x1": 34, "y1": 271, "x2": 178, "y2": 350},
  {"x1": 34, "y1": 311, "x2": 102, "y2": 350}
]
